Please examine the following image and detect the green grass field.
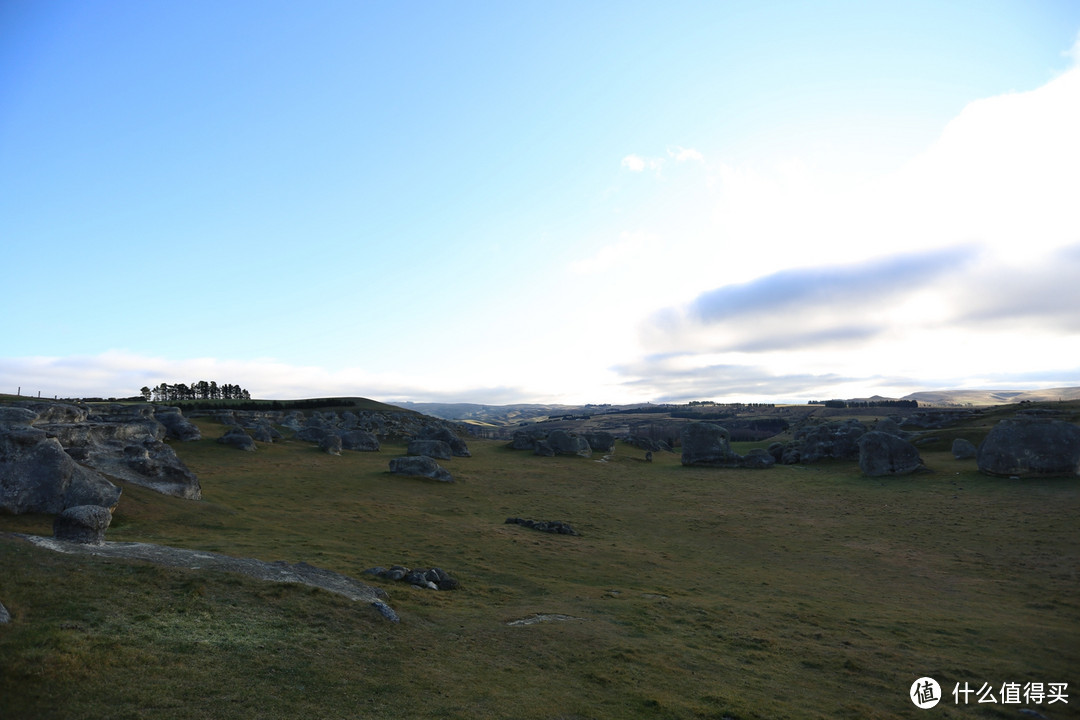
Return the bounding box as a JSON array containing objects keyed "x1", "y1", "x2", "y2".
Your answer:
[{"x1": 1, "y1": 414, "x2": 1078, "y2": 719}]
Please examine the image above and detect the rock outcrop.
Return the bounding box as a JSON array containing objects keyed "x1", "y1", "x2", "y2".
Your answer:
[
  {"x1": 857, "y1": 431, "x2": 924, "y2": 476},
  {"x1": 505, "y1": 517, "x2": 579, "y2": 535},
  {"x1": 1, "y1": 406, "x2": 123, "y2": 514},
  {"x1": 319, "y1": 433, "x2": 343, "y2": 455},
  {"x1": 0, "y1": 402, "x2": 201, "y2": 504},
  {"x1": 363, "y1": 565, "x2": 460, "y2": 590},
  {"x1": 153, "y1": 407, "x2": 201, "y2": 441},
  {"x1": 388, "y1": 456, "x2": 453, "y2": 482},
  {"x1": 977, "y1": 417, "x2": 1080, "y2": 478},
  {"x1": 340, "y1": 429, "x2": 379, "y2": 451},
  {"x1": 53, "y1": 504, "x2": 112, "y2": 544}
]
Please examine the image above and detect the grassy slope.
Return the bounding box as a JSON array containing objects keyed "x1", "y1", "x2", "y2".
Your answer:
[{"x1": 1, "y1": 414, "x2": 1078, "y2": 719}]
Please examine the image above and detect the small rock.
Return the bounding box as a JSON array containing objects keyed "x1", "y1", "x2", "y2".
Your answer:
[
  {"x1": 0, "y1": 600, "x2": 10, "y2": 624},
  {"x1": 53, "y1": 504, "x2": 112, "y2": 545}
]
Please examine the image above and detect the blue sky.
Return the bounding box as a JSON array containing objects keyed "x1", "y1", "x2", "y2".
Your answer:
[{"x1": 2, "y1": 1, "x2": 1079, "y2": 403}]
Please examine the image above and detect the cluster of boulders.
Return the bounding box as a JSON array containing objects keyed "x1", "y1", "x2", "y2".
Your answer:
[
  {"x1": 363, "y1": 565, "x2": 460, "y2": 590},
  {"x1": 680, "y1": 423, "x2": 776, "y2": 469},
  {"x1": 385, "y1": 426, "x2": 471, "y2": 481},
  {"x1": 1, "y1": 402, "x2": 201, "y2": 514},
  {"x1": 505, "y1": 517, "x2": 579, "y2": 535},
  {"x1": 507, "y1": 428, "x2": 611, "y2": 458}
]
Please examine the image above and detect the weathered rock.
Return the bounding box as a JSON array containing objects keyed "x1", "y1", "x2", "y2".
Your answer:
[
  {"x1": 533, "y1": 440, "x2": 556, "y2": 457},
  {"x1": 295, "y1": 426, "x2": 331, "y2": 443},
  {"x1": 319, "y1": 433, "x2": 343, "y2": 455},
  {"x1": 952, "y1": 438, "x2": 978, "y2": 460},
  {"x1": 416, "y1": 425, "x2": 470, "y2": 457},
  {"x1": 364, "y1": 564, "x2": 460, "y2": 590},
  {"x1": 585, "y1": 431, "x2": 616, "y2": 452},
  {"x1": 680, "y1": 422, "x2": 736, "y2": 466},
  {"x1": 977, "y1": 418, "x2": 1080, "y2": 478},
  {"x1": 0, "y1": 419, "x2": 122, "y2": 514},
  {"x1": 388, "y1": 455, "x2": 453, "y2": 482},
  {"x1": 767, "y1": 441, "x2": 786, "y2": 462},
  {"x1": 546, "y1": 429, "x2": 592, "y2": 458},
  {"x1": 53, "y1": 504, "x2": 113, "y2": 544},
  {"x1": 340, "y1": 429, "x2": 379, "y2": 451},
  {"x1": 738, "y1": 447, "x2": 776, "y2": 469},
  {"x1": 407, "y1": 439, "x2": 452, "y2": 460},
  {"x1": 858, "y1": 431, "x2": 924, "y2": 476},
  {"x1": 0, "y1": 600, "x2": 9, "y2": 624},
  {"x1": 20, "y1": 402, "x2": 201, "y2": 500},
  {"x1": 874, "y1": 417, "x2": 906, "y2": 438},
  {"x1": 251, "y1": 422, "x2": 281, "y2": 443},
  {"x1": 154, "y1": 407, "x2": 201, "y2": 441},
  {"x1": 218, "y1": 426, "x2": 256, "y2": 451},
  {"x1": 792, "y1": 419, "x2": 867, "y2": 463},
  {"x1": 505, "y1": 517, "x2": 579, "y2": 535}
]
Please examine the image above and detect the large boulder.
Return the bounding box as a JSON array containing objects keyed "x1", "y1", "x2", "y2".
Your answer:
[
  {"x1": 53, "y1": 504, "x2": 112, "y2": 544},
  {"x1": 858, "y1": 431, "x2": 924, "y2": 476},
  {"x1": 319, "y1": 433, "x2": 343, "y2": 455},
  {"x1": 218, "y1": 426, "x2": 256, "y2": 451},
  {"x1": 977, "y1": 418, "x2": 1080, "y2": 478},
  {"x1": 951, "y1": 438, "x2": 978, "y2": 460},
  {"x1": 546, "y1": 429, "x2": 592, "y2": 458},
  {"x1": 585, "y1": 431, "x2": 616, "y2": 452},
  {"x1": 340, "y1": 429, "x2": 379, "y2": 451},
  {"x1": 407, "y1": 439, "x2": 453, "y2": 460},
  {"x1": 388, "y1": 456, "x2": 453, "y2": 482},
  {"x1": 680, "y1": 422, "x2": 736, "y2": 466},
  {"x1": 416, "y1": 426, "x2": 470, "y2": 457}
]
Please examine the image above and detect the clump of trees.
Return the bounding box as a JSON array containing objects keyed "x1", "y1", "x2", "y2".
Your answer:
[
  {"x1": 141, "y1": 381, "x2": 251, "y2": 403},
  {"x1": 808, "y1": 399, "x2": 918, "y2": 409}
]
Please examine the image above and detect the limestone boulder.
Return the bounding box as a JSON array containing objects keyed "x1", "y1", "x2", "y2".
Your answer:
[
  {"x1": 680, "y1": 422, "x2": 736, "y2": 466},
  {"x1": 408, "y1": 439, "x2": 452, "y2": 460},
  {"x1": 546, "y1": 429, "x2": 592, "y2": 458},
  {"x1": 218, "y1": 426, "x2": 256, "y2": 451},
  {"x1": 388, "y1": 455, "x2": 453, "y2": 482},
  {"x1": 585, "y1": 431, "x2": 616, "y2": 452},
  {"x1": 154, "y1": 407, "x2": 201, "y2": 441},
  {"x1": 416, "y1": 426, "x2": 470, "y2": 457},
  {"x1": 858, "y1": 431, "x2": 924, "y2": 476},
  {"x1": 977, "y1": 418, "x2": 1080, "y2": 478},
  {"x1": 340, "y1": 429, "x2": 379, "y2": 451},
  {"x1": 0, "y1": 417, "x2": 121, "y2": 514},
  {"x1": 319, "y1": 433, "x2": 343, "y2": 455},
  {"x1": 951, "y1": 438, "x2": 978, "y2": 460},
  {"x1": 53, "y1": 504, "x2": 112, "y2": 544}
]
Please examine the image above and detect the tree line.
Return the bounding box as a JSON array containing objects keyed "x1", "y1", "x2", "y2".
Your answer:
[
  {"x1": 141, "y1": 381, "x2": 251, "y2": 403},
  {"x1": 808, "y1": 399, "x2": 918, "y2": 409}
]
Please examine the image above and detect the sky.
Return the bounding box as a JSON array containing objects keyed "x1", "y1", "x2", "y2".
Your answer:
[{"x1": 2, "y1": 1, "x2": 1079, "y2": 405}]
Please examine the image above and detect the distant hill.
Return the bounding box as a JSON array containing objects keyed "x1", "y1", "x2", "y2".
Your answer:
[{"x1": 901, "y1": 387, "x2": 1080, "y2": 406}]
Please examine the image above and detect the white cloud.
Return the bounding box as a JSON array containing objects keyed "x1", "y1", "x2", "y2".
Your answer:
[{"x1": 668, "y1": 145, "x2": 704, "y2": 163}]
